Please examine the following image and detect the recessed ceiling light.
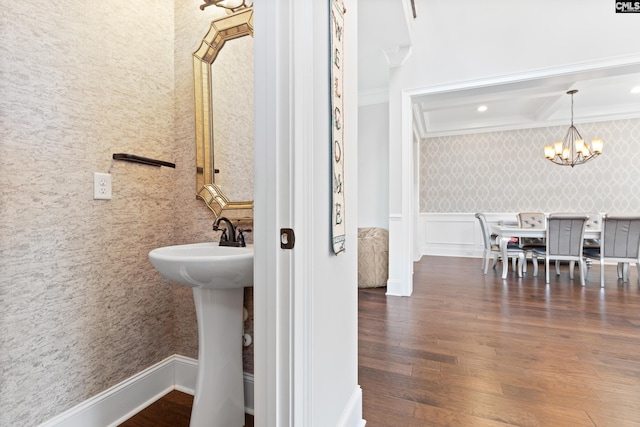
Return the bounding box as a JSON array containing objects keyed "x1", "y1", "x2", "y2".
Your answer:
[
  {"x1": 477, "y1": 105, "x2": 488, "y2": 112},
  {"x1": 631, "y1": 86, "x2": 640, "y2": 94}
]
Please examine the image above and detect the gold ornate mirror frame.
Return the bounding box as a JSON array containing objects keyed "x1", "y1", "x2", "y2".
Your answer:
[{"x1": 193, "y1": 8, "x2": 254, "y2": 218}]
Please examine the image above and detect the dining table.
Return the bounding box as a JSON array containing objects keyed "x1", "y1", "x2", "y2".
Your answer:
[{"x1": 490, "y1": 224, "x2": 601, "y2": 279}]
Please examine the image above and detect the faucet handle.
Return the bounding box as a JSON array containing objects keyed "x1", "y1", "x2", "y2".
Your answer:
[{"x1": 237, "y1": 228, "x2": 251, "y2": 247}]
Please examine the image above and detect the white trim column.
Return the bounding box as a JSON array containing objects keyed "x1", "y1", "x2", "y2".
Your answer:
[{"x1": 387, "y1": 89, "x2": 415, "y2": 296}]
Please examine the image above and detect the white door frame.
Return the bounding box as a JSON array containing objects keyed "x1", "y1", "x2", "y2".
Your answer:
[
  {"x1": 253, "y1": 1, "x2": 314, "y2": 426},
  {"x1": 253, "y1": 1, "x2": 292, "y2": 425}
]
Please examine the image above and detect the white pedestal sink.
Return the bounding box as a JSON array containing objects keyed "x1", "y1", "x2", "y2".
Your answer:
[{"x1": 149, "y1": 243, "x2": 253, "y2": 427}]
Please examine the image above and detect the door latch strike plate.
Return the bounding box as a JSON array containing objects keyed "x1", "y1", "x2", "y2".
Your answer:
[{"x1": 281, "y1": 228, "x2": 295, "y2": 249}]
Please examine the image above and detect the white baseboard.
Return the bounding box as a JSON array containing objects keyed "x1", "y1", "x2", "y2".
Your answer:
[
  {"x1": 243, "y1": 371, "x2": 255, "y2": 416},
  {"x1": 172, "y1": 355, "x2": 198, "y2": 395},
  {"x1": 336, "y1": 385, "x2": 366, "y2": 427},
  {"x1": 38, "y1": 355, "x2": 255, "y2": 427},
  {"x1": 384, "y1": 279, "x2": 406, "y2": 297}
]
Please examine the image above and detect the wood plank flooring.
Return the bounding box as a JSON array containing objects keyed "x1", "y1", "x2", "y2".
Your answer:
[
  {"x1": 118, "y1": 390, "x2": 193, "y2": 427},
  {"x1": 359, "y1": 256, "x2": 640, "y2": 427},
  {"x1": 120, "y1": 256, "x2": 640, "y2": 426},
  {"x1": 118, "y1": 391, "x2": 254, "y2": 426}
]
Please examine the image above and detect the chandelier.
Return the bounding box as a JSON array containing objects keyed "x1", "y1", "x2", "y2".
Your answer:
[
  {"x1": 543, "y1": 90, "x2": 603, "y2": 167},
  {"x1": 200, "y1": 0, "x2": 253, "y2": 12}
]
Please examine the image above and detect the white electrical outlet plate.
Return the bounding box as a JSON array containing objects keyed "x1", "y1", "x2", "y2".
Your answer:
[{"x1": 94, "y1": 172, "x2": 112, "y2": 200}]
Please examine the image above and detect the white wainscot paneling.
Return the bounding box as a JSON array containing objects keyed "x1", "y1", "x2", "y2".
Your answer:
[{"x1": 419, "y1": 213, "x2": 518, "y2": 258}]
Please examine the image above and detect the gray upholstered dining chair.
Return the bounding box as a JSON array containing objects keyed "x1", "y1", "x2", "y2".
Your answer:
[
  {"x1": 532, "y1": 213, "x2": 589, "y2": 286},
  {"x1": 584, "y1": 214, "x2": 640, "y2": 287},
  {"x1": 475, "y1": 213, "x2": 524, "y2": 276},
  {"x1": 563, "y1": 212, "x2": 603, "y2": 276},
  {"x1": 517, "y1": 212, "x2": 546, "y2": 274}
]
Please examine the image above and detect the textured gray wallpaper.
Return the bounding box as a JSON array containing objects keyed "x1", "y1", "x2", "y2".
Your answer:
[
  {"x1": 0, "y1": 2, "x2": 177, "y2": 424},
  {"x1": 420, "y1": 118, "x2": 640, "y2": 213},
  {"x1": 0, "y1": 1, "x2": 252, "y2": 425}
]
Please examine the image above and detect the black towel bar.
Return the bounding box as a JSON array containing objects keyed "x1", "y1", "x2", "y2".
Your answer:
[{"x1": 113, "y1": 153, "x2": 175, "y2": 168}]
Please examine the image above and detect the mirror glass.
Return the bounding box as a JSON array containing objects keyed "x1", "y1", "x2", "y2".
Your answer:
[
  {"x1": 194, "y1": 9, "x2": 254, "y2": 218},
  {"x1": 211, "y1": 36, "x2": 253, "y2": 202}
]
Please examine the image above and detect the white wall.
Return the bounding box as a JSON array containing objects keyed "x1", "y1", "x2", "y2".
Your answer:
[
  {"x1": 310, "y1": 2, "x2": 361, "y2": 425},
  {"x1": 358, "y1": 102, "x2": 389, "y2": 229},
  {"x1": 387, "y1": 0, "x2": 640, "y2": 295}
]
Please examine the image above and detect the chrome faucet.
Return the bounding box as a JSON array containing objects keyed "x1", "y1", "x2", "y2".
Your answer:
[{"x1": 213, "y1": 217, "x2": 248, "y2": 247}]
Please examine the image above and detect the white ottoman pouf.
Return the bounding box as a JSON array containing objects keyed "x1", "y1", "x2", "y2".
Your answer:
[{"x1": 358, "y1": 227, "x2": 389, "y2": 288}]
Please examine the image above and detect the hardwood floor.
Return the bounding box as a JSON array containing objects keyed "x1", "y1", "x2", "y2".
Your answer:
[
  {"x1": 359, "y1": 256, "x2": 640, "y2": 427},
  {"x1": 118, "y1": 391, "x2": 254, "y2": 426},
  {"x1": 120, "y1": 256, "x2": 640, "y2": 426}
]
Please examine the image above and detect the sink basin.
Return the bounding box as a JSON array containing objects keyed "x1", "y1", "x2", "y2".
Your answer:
[{"x1": 148, "y1": 242, "x2": 253, "y2": 289}]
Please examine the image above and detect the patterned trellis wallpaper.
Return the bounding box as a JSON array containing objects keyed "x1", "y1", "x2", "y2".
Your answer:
[{"x1": 420, "y1": 118, "x2": 640, "y2": 213}]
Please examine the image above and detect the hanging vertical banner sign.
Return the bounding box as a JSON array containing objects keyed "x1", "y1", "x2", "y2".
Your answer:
[{"x1": 330, "y1": 0, "x2": 346, "y2": 255}]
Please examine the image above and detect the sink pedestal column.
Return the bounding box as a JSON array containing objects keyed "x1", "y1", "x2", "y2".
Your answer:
[{"x1": 190, "y1": 287, "x2": 245, "y2": 427}]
